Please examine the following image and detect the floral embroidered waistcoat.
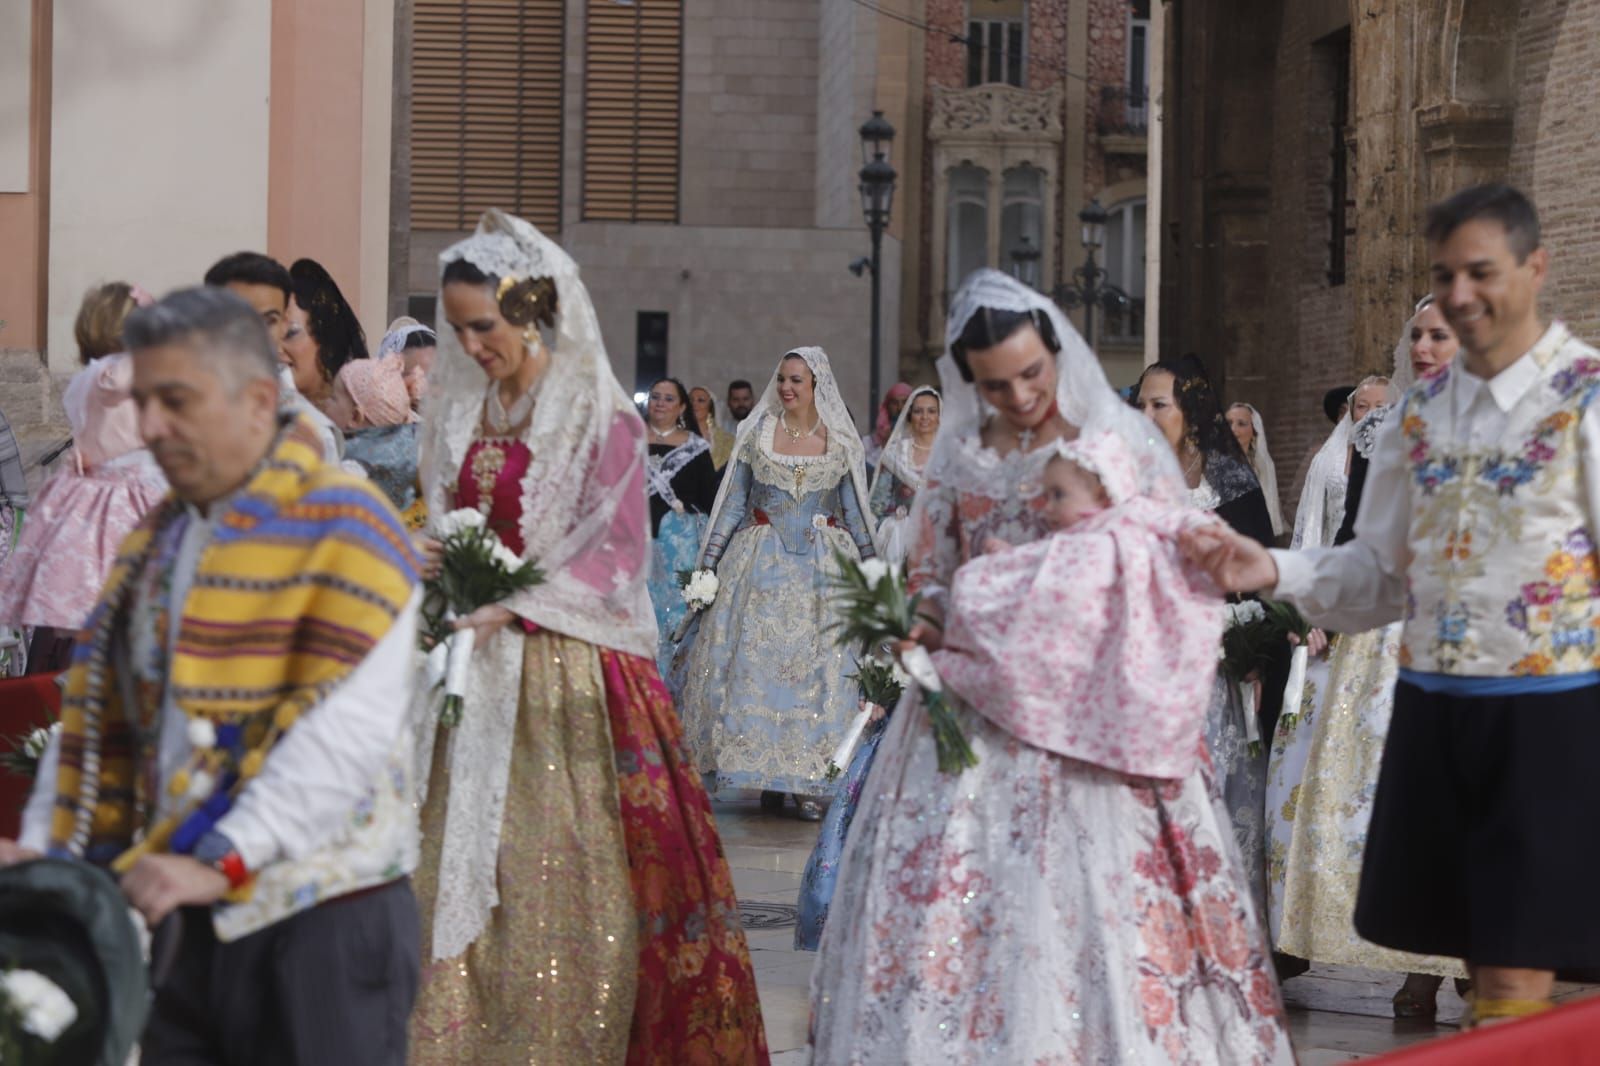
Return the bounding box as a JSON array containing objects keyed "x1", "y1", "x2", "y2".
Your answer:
[{"x1": 1399, "y1": 324, "x2": 1600, "y2": 677}]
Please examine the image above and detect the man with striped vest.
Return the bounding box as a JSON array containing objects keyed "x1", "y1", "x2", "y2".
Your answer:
[
  {"x1": 1, "y1": 287, "x2": 423, "y2": 1064},
  {"x1": 1186, "y1": 184, "x2": 1600, "y2": 1025}
]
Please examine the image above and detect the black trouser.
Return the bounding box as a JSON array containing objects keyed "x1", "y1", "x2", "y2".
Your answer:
[{"x1": 142, "y1": 878, "x2": 419, "y2": 1066}]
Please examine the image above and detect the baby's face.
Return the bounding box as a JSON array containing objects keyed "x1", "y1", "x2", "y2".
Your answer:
[{"x1": 1042, "y1": 457, "x2": 1109, "y2": 530}]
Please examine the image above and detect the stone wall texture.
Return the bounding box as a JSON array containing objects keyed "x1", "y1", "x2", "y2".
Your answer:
[{"x1": 1164, "y1": 0, "x2": 1597, "y2": 527}]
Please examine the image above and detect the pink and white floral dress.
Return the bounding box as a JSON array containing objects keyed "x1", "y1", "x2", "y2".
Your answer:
[
  {"x1": 808, "y1": 429, "x2": 1293, "y2": 1065},
  {"x1": 0, "y1": 354, "x2": 167, "y2": 631}
]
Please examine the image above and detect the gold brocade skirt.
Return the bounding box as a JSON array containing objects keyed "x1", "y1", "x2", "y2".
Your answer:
[{"x1": 409, "y1": 630, "x2": 639, "y2": 1063}]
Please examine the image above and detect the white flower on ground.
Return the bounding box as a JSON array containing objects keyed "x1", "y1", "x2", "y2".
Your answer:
[
  {"x1": 1, "y1": 969, "x2": 78, "y2": 1041},
  {"x1": 186, "y1": 718, "x2": 217, "y2": 750},
  {"x1": 857, "y1": 558, "x2": 890, "y2": 588}
]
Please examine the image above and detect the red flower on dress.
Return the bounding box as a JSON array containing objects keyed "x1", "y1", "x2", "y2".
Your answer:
[
  {"x1": 1248, "y1": 968, "x2": 1281, "y2": 1018},
  {"x1": 1139, "y1": 899, "x2": 1195, "y2": 977},
  {"x1": 1140, "y1": 975, "x2": 1176, "y2": 1029},
  {"x1": 1194, "y1": 893, "x2": 1253, "y2": 972}
]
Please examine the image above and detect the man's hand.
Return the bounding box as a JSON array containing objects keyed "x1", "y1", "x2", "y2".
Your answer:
[
  {"x1": 121, "y1": 854, "x2": 229, "y2": 926},
  {"x1": 414, "y1": 535, "x2": 443, "y2": 580},
  {"x1": 1180, "y1": 524, "x2": 1279, "y2": 595},
  {"x1": 0, "y1": 840, "x2": 40, "y2": 867}
]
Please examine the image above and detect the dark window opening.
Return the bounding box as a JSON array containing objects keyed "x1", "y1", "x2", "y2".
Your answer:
[{"x1": 635, "y1": 311, "x2": 669, "y2": 396}]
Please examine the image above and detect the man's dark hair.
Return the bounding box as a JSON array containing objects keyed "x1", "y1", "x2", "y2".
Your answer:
[
  {"x1": 727, "y1": 379, "x2": 754, "y2": 396},
  {"x1": 123, "y1": 287, "x2": 278, "y2": 389},
  {"x1": 1424, "y1": 184, "x2": 1542, "y2": 263},
  {"x1": 202, "y1": 252, "x2": 292, "y2": 298}
]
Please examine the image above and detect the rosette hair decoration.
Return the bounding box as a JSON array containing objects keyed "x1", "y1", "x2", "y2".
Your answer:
[{"x1": 495, "y1": 274, "x2": 559, "y2": 331}]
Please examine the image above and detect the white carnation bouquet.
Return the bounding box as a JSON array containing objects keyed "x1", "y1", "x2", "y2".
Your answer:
[
  {"x1": 0, "y1": 968, "x2": 78, "y2": 1059},
  {"x1": 680, "y1": 568, "x2": 720, "y2": 612},
  {"x1": 828, "y1": 554, "x2": 978, "y2": 774},
  {"x1": 422, "y1": 508, "x2": 545, "y2": 726}
]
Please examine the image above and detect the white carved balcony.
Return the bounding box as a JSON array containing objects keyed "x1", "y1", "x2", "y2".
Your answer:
[{"x1": 929, "y1": 84, "x2": 1063, "y2": 146}]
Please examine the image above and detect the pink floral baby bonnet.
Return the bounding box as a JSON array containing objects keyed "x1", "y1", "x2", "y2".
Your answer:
[{"x1": 933, "y1": 430, "x2": 1226, "y2": 779}]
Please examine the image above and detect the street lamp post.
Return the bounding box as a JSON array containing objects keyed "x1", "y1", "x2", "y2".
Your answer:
[
  {"x1": 1048, "y1": 199, "x2": 1131, "y2": 352},
  {"x1": 858, "y1": 110, "x2": 896, "y2": 421}
]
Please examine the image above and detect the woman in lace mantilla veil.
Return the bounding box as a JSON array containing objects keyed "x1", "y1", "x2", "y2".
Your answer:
[
  {"x1": 643, "y1": 377, "x2": 719, "y2": 675},
  {"x1": 809, "y1": 269, "x2": 1291, "y2": 1065},
  {"x1": 1266, "y1": 301, "x2": 1466, "y2": 1018},
  {"x1": 1137, "y1": 355, "x2": 1279, "y2": 920},
  {"x1": 672, "y1": 347, "x2": 877, "y2": 819},
  {"x1": 868, "y1": 385, "x2": 941, "y2": 563},
  {"x1": 1227, "y1": 402, "x2": 1286, "y2": 539},
  {"x1": 408, "y1": 210, "x2": 766, "y2": 1065}
]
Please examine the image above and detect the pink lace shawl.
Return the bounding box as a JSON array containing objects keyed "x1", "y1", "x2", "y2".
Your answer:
[{"x1": 933, "y1": 434, "x2": 1226, "y2": 779}]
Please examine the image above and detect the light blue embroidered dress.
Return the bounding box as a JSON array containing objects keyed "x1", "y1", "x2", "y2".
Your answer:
[
  {"x1": 675, "y1": 420, "x2": 876, "y2": 796},
  {"x1": 645, "y1": 436, "x2": 718, "y2": 675}
]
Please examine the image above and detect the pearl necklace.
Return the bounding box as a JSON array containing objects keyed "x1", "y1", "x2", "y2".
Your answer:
[
  {"x1": 781, "y1": 411, "x2": 820, "y2": 439},
  {"x1": 649, "y1": 422, "x2": 680, "y2": 442}
]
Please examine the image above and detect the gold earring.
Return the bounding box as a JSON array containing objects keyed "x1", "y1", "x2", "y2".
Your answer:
[{"x1": 523, "y1": 327, "x2": 540, "y2": 347}]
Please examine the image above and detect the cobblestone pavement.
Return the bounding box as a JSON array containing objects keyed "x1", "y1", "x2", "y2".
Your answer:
[{"x1": 716, "y1": 796, "x2": 1595, "y2": 1063}]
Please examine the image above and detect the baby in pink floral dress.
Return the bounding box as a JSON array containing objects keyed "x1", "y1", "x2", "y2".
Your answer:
[{"x1": 936, "y1": 430, "x2": 1228, "y2": 780}]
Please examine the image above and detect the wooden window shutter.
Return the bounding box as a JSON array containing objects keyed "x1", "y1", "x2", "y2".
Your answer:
[
  {"x1": 411, "y1": 0, "x2": 565, "y2": 232},
  {"x1": 583, "y1": 0, "x2": 682, "y2": 223}
]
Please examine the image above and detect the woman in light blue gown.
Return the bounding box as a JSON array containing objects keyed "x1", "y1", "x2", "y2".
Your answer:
[
  {"x1": 674, "y1": 347, "x2": 876, "y2": 819},
  {"x1": 642, "y1": 378, "x2": 719, "y2": 675}
]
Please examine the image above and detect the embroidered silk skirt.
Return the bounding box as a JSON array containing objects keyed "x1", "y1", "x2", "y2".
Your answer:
[
  {"x1": 809, "y1": 693, "x2": 1294, "y2": 1065},
  {"x1": 410, "y1": 629, "x2": 768, "y2": 1064},
  {"x1": 1267, "y1": 624, "x2": 1463, "y2": 976}
]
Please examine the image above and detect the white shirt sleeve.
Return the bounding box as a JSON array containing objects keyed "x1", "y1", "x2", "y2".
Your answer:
[
  {"x1": 17, "y1": 730, "x2": 62, "y2": 853},
  {"x1": 1267, "y1": 406, "x2": 1411, "y2": 633},
  {"x1": 216, "y1": 591, "x2": 419, "y2": 871}
]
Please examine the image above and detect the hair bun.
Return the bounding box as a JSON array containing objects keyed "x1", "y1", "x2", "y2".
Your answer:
[{"x1": 497, "y1": 275, "x2": 558, "y2": 329}]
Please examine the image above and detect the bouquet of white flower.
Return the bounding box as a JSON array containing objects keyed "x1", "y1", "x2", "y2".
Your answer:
[
  {"x1": 828, "y1": 554, "x2": 978, "y2": 774},
  {"x1": 680, "y1": 568, "x2": 720, "y2": 613},
  {"x1": 825, "y1": 656, "x2": 908, "y2": 781},
  {"x1": 0, "y1": 968, "x2": 78, "y2": 1060},
  {"x1": 422, "y1": 508, "x2": 545, "y2": 726}
]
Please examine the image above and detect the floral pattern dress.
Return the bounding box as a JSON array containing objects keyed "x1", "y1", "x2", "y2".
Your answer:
[
  {"x1": 410, "y1": 432, "x2": 767, "y2": 1065},
  {"x1": 807, "y1": 432, "x2": 1292, "y2": 1065},
  {"x1": 674, "y1": 427, "x2": 876, "y2": 796}
]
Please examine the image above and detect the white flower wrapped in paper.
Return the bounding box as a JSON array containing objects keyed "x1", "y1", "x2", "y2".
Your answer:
[
  {"x1": 1, "y1": 969, "x2": 77, "y2": 1041},
  {"x1": 682, "y1": 569, "x2": 720, "y2": 612}
]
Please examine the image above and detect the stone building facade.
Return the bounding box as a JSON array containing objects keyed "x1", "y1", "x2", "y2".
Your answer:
[
  {"x1": 910, "y1": 0, "x2": 1154, "y2": 387},
  {"x1": 1161, "y1": 0, "x2": 1600, "y2": 515},
  {"x1": 405, "y1": 0, "x2": 914, "y2": 420},
  {"x1": 1, "y1": 0, "x2": 398, "y2": 472}
]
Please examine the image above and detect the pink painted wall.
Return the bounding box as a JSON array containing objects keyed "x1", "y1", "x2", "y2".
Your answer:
[
  {"x1": 0, "y1": 0, "x2": 52, "y2": 350},
  {"x1": 267, "y1": 0, "x2": 368, "y2": 318}
]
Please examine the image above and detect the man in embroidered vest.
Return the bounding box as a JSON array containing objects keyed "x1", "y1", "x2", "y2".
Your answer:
[
  {"x1": 0, "y1": 287, "x2": 423, "y2": 1064},
  {"x1": 1185, "y1": 184, "x2": 1600, "y2": 1026}
]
